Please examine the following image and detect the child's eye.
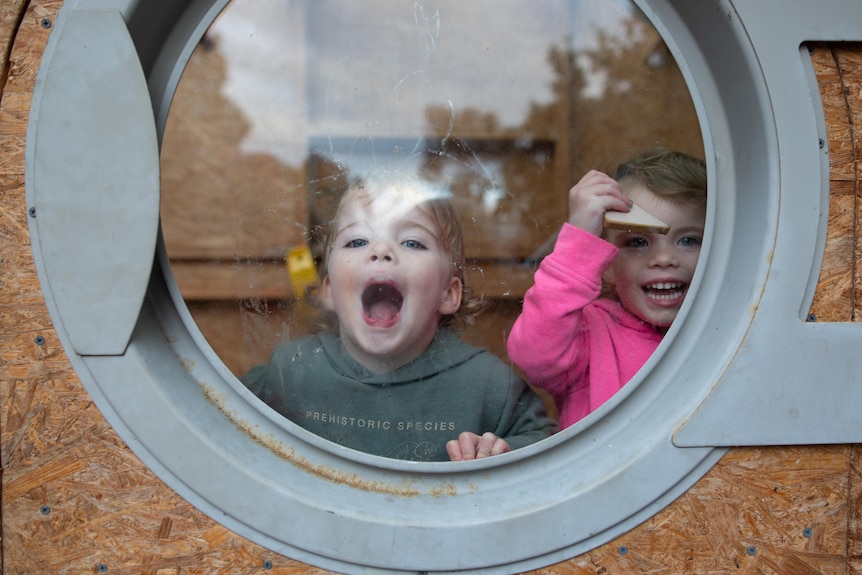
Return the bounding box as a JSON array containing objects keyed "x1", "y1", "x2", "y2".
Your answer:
[
  {"x1": 401, "y1": 239, "x2": 426, "y2": 250},
  {"x1": 678, "y1": 236, "x2": 702, "y2": 248},
  {"x1": 344, "y1": 238, "x2": 368, "y2": 248},
  {"x1": 624, "y1": 237, "x2": 648, "y2": 249}
]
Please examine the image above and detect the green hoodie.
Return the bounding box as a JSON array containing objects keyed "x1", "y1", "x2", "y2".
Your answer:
[{"x1": 241, "y1": 328, "x2": 557, "y2": 461}]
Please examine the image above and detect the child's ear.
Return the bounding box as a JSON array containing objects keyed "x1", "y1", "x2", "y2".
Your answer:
[
  {"x1": 319, "y1": 276, "x2": 336, "y2": 311},
  {"x1": 439, "y1": 276, "x2": 462, "y2": 316}
]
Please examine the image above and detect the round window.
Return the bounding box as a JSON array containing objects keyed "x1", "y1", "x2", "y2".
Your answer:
[{"x1": 160, "y1": 0, "x2": 705, "y2": 463}]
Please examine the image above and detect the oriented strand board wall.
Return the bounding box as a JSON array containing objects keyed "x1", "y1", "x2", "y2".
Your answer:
[{"x1": 1, "y1": 3, "x2": 861, "y2": 575}]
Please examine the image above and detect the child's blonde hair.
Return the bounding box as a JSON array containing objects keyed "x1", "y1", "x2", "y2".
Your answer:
[
  {"x1": 613, "y1": 148, "x2": 707, "y2": 206},
  {"x1": 316, "y1": 171, "x2": 483, "y2": 332}
]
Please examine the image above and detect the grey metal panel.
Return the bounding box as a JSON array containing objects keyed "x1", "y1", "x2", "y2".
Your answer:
[
  {"x1": 26, "y1": 8, "x2": 159, "y2": 356},
  {"x1": 674, "y1": 0, "x2": 862, "y2": 447}
]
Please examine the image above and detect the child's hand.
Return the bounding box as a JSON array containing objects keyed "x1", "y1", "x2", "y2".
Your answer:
[
  {"x1": 446, "y1": 431, "x2": 511, "y2": 461},
  {"x1": 567, "y1": 170, "x2": 632, "y2": 236}
]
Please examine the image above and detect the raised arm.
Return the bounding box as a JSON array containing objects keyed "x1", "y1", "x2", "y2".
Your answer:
[
  {"x1": 507, "y1": 224, "x2": 618, "y2": 397},
  {"x1": 507, "y1": 170, "x2": 627, "y2": 397}
]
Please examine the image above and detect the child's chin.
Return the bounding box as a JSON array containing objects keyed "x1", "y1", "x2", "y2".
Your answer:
[
  {"x1": 649, "y1": 313, "x2": 678, "y2": 329},
  {"x1": 632, "y1": 307, "x2": 677, "y2": 328}
]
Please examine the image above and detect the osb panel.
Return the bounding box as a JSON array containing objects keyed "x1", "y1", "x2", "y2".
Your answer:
[
  {"x1": 837, "y1": 48, "x2": 862, "y2": 322},
  {"x1": 0, "y1": 1, "x2": 27, "y2": 95},
  {"x1": 551, "y1": 447, "x2": 850, "y2": 575},
  {"x1": 1, "y1": 6, "x2": 861, "y2": 575},
  {"x1": 810, "y1": 44, "x2": 859, "y2": 322}
]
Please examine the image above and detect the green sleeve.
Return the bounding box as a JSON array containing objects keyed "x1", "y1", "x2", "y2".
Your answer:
[{"x1": 491, "y1": 358, "x2": 559, "y2": 449}]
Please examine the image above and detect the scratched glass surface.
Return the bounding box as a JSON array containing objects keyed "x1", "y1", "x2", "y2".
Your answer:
[{"x1": 160, "y1": 0, "x2": 703, "y2": 451}]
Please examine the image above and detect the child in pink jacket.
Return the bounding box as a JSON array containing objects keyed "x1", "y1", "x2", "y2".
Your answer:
[{"x1": 507, "y1": 149, "x2": 707, "y2": 429}]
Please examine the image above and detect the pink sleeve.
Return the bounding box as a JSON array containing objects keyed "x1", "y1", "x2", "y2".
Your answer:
[{"x1": 507, "y1": 224, "x2": 618, "y2": 397}]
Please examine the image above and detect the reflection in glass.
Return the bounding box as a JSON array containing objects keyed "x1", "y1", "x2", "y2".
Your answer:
[{"x1": 160, "y1": 0, "x2": 703, "y2": 437}]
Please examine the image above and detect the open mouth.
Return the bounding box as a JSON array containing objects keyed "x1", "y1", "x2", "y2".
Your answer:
[
  {"x1": 362, "y1": 283, "x2": 404, "y2": 323},
  {"x1": 642, "y1": 281, "x2": 687, "y2": 303}
]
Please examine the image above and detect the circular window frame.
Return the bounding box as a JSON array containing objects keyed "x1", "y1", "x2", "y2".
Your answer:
[{"x1": 26, "y1": 0, "x2": 832, "y2": 572}]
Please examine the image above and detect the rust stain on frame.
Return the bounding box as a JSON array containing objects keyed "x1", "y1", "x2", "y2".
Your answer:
[{"x1": 197, "y1": 383, "x2": 457, "y2": 497}]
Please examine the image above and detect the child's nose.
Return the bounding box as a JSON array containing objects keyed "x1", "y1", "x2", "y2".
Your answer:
[
  {"x1": 369, "y1": 240, "x2": 394, "y2": 262},
  {"x1": 651, "y1": 245, "x2": 679, "y2": 267}
]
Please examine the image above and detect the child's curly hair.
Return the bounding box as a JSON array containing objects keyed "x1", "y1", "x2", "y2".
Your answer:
[
  {"x1": 613, "y1": 148, "x2": 707, "y2": 207},
  {"x1": 311, "y1": 171, "x2": 484, "y2": 334}
]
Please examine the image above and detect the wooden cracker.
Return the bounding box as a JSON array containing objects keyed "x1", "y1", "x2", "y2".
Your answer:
[{"x1": 604, "y1": 202, "x2": 670, "y2": 234}]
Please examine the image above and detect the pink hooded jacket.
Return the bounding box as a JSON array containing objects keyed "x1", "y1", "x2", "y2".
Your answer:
[{"x1": 507, "y1": 224, "x2": 663, "y2": 429}]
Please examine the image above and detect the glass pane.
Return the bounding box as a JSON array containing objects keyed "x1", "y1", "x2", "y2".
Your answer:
[{"x1": 161, "y1": 0, "x2": 703, "y2": 457}]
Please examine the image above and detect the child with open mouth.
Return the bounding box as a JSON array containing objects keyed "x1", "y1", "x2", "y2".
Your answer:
[
  {"x1": 507, "y1": 149, "x2": 707, "y2": 430},
  {"x1": 242, "y1": 172, "x2": 556, "y2": 461}
]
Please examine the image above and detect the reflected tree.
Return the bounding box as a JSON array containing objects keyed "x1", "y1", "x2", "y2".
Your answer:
[{"x1": 523, "y1": 13, "x2": 702, "y2": 183}]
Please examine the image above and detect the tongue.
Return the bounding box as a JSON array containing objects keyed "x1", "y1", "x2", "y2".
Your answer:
[{"x1": 368, "y1": 300, "x2": 399, "y2": 320}]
